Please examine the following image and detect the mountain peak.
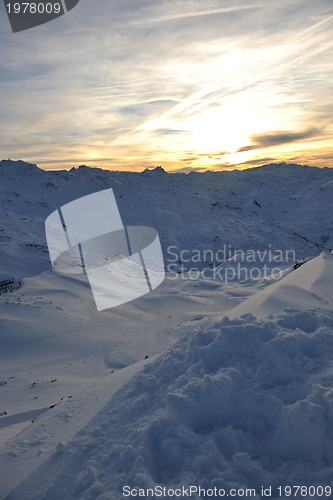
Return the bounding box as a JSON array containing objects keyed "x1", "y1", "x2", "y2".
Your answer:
[
  {"x1": 0, "y1": 159, "x2": 41, "y2": 176},
  {"x1": 141, "y1": 166, "x2": 166, "y2": 175}
]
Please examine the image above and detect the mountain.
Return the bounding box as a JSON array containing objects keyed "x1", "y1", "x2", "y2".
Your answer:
[
  {"x1": 1, "y1": 160, "x2": 333, "y2": 498},
  {"x1": 0, "y1": 159, "x2": 332, "y2": 281}
]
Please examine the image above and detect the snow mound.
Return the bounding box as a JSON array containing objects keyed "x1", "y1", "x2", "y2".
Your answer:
[{"x1": 228, "y1": 252, "x2": 333, "y2": 319}]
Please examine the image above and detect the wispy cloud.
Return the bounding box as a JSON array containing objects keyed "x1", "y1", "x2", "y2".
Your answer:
[
  {"x1": 129, "y1": 3, "x2": 266, "y2": 26},
  {"x1": 0, "y1": 0, "x2": 332, "y2": 170}
]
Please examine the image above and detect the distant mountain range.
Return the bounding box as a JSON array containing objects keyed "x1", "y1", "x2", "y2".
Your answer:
[{"x1": 0, "y1": 159, "x2": 332, "y2": 281}]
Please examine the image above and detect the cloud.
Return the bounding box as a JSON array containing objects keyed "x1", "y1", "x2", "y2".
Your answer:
[
  {"x1": 155, "y1": 129, "x2": 189, "y2": 135},
  {"x1": 236, "y1": 128, "x2": 325, "y2": 156},
  {"x1": 250, "y1": 128, "x2": 321, "y2": 148},
  {"x1": 236, "y1": 145, "x2": 258, "y2": 153},
  {"x1": 119, "y1": 100, "x2": 177, "y2": 117},
  {"x1": 0, "y1": 0, "x2": 332, "y2": 170},
  {"x1": 129, "y1": 4, "x2": 266, "y2": 27},
  {"x1": 237, "y1": 157, "x2": 278, "y2": 166}
]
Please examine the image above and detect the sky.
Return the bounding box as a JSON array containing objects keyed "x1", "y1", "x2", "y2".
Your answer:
[{"x1": 0, "y1": 0, "x2": 333, "y2": 172}]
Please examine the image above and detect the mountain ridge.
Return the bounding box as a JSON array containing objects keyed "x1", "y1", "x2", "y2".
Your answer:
[{"x1": 0, "y1": 158, "x2": 332, "y2": 282}]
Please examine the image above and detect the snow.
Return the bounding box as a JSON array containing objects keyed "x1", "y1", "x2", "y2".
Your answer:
[
  {"x1": 1, "y1": 160, "x2": 333, "y2": 499},
  {"x1": 226, "y1": 252, "x2": 332, "y2": 320}
]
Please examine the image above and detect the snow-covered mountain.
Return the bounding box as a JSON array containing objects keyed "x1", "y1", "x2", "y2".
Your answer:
[
  {"x1": 1, "y1": 160, "x2": 333, "y2": 499},
  {"x1": 1, "y1": 159, "x2": 332, "y2": 280}
]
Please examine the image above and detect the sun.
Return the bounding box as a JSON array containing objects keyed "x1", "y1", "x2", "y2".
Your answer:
[
  {"x1": 85, "y1": 150, "x2": 100, "y2": 161},
  {"x1": 190, "y1": 98, "x2": 253, "y2": 156}
]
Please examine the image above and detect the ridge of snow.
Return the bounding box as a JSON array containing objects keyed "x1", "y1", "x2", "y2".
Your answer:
[{"x1": 226, "y1": 252, "x2": 332, "y2": 320}]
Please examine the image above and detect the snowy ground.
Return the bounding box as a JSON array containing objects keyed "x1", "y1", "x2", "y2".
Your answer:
[{"x1": 1, "y1": 161, "x2": 333, "y2": 499}]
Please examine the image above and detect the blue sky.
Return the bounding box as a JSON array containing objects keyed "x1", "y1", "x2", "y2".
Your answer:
[{"x1": 0, "y1": 0, "x2": 332, "y2": 171}]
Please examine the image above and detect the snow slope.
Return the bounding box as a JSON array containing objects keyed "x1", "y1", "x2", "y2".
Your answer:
[
  {"x1": 1, "y1": 160, "x2": 333, "y2": 498},
  {"x1": 227, "y1": 252, "x2": 333, "y2": 319},
  {"x1": 2, "y1": 253, "x2": 333, "y2": 499}
]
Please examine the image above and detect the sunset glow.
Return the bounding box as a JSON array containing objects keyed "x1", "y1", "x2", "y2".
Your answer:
[{"x1": 0, "y1": 1, "x2": 332, "y2": 171}]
